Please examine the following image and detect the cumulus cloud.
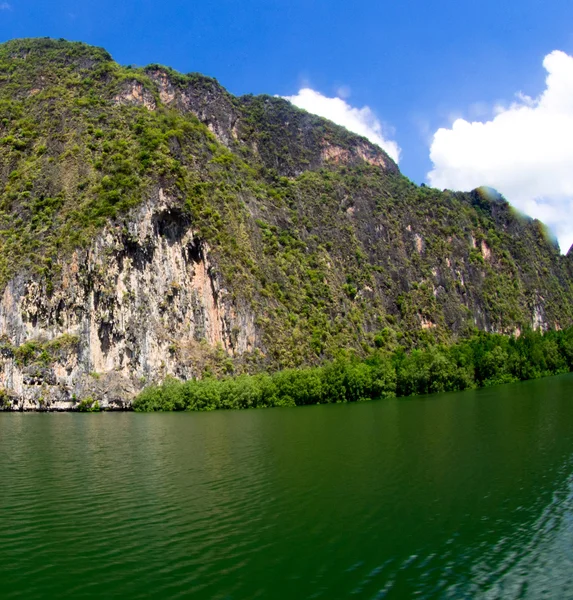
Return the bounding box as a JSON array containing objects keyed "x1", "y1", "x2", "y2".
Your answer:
[
  {"x1": 284, "y1": 88, "x2": 401, "y2": 163},
  {"x1": 428, "y1": 50, "x2": 573, "y2": 253}
]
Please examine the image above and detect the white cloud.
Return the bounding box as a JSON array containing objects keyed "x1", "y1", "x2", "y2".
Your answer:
[
  {"x1": 0, "y1": 3, "x2": 11, "y2": 10},
  {"x1": 284, "y1": 88, "x2": 401, "y2": 164},
  {"x1": 428, "y1": 50, "x2": 573, "y2": 254}
]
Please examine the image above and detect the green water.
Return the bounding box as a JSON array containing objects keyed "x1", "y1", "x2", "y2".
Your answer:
[{"x1": 1, "y1": 374, "x2": 573, "y2": 599}]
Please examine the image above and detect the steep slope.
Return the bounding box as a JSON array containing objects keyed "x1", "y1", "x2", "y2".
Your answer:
[{"x1": 0, "y1": 38, "x2": 572, "y2": 409}]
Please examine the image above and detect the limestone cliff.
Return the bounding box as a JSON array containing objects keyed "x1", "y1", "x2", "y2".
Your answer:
[
  {"x1": 0, "y1": 38, "x2": 572, "y2": 410},
  {"x1": 0, "y1": 189, "x2": 257, "y2": 409}
]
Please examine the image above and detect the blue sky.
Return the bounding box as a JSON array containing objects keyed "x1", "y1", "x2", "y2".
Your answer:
[{"x1": 1, "y1": 0, "x2": 573, "y2": 249}]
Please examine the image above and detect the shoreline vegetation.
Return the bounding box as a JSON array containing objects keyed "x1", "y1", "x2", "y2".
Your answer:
[{"x1": 132, "y1": 328, "x2": 573, "y2": 412}]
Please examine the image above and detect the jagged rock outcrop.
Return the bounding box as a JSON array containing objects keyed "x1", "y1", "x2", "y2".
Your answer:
[{"x1": 0, "y1": 38, "x2": 572, "y2": 410}]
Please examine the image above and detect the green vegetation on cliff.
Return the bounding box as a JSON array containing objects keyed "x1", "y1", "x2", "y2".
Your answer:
[
  {"x1": 133, "y1": 327, "x2": 573, "y2": 411},
  {"x1": 1, "y1": 37, "x2": 573, "y2": 377}
]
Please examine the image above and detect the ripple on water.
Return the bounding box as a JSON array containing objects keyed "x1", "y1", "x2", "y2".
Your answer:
[{"x1": 2, "y1": 376, "x2": 573, "y2": 598}]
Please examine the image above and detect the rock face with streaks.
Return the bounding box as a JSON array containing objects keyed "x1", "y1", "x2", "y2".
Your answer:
[{"x1": 0, "y1": 190, "x2": 256, "y2": 410}]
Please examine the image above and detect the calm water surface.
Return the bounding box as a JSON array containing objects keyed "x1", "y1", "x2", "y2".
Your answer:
[{"x1": 2, "y1": 374, "x2": 573, "y2": 599}]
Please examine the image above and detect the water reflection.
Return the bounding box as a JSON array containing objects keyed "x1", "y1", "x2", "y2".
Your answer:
[{"x1": 0, "y1": 374, "x2": 572, "y2": 598}]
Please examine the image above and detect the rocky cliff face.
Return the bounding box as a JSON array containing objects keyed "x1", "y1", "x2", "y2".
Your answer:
[
  {"x1": 0, "y1": 38, "x2": 572, "y2": 410},
  {"x1": 0, "y1": 189, "x2": 257, "y2": 410}
]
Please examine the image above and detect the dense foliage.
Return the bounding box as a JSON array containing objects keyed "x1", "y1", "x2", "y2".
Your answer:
[{"x1": 133, "y1": 328, "x2": 573, "y2": 411}]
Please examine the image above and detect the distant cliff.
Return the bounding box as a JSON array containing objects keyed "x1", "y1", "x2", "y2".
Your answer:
[{"x1": 0, "y1": 38, "x2": 572, "y2": 410}]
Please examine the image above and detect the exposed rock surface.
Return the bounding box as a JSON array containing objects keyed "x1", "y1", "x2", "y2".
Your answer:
[{"x1": 0, "y1": 190, "x2": 256, "y2": 410}]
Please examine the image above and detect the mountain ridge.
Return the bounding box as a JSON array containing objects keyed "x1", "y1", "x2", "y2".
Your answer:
[{"x1": 0, "y1": 37, "x2": 572, "y2": 410}]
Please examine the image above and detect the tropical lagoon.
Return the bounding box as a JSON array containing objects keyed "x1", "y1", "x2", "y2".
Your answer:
[{"x1": 2, "y1": 373, "x2": 573, "y2": 599}]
